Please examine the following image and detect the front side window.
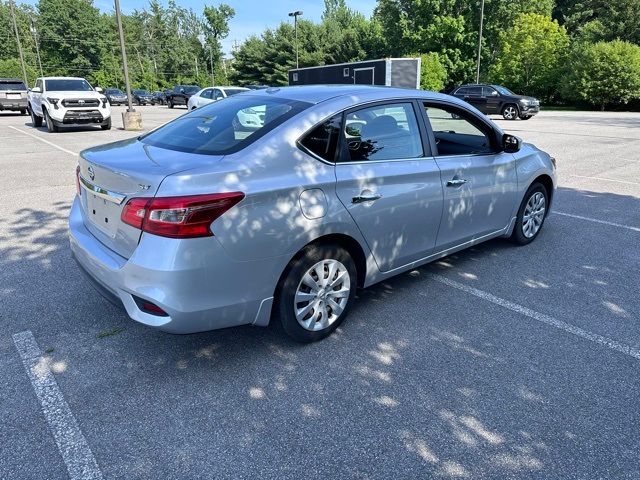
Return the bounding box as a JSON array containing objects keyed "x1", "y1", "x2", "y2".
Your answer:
[
  {"x1": 200, "y1": 89, "x2": 213, "y2": 99},
  {"x1": 493, "y1": 85, "x2": 514, "y2": 96},
  {"x1": 299, "y1": 115, "x2": 342, "y2": 162},
  {"x1": 423, "y1": 104, "x2": 495, "y2": 156},
  {"x1": 483, "y1": 86, "x2": 497, "y2": 96},
  {"x1": 140, "y1": 95, "x2": 310, "y2": 155},
  {"x1": 339, "y1": 103, "x2": 423, "y2": 162},
  {"x1": 45, "y1": 79, "x2": 93, "y2": 91}
]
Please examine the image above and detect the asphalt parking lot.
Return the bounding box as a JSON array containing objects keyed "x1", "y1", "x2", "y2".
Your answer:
[{"x1": 1, "y1": 105, "x2": 639, "y2": 479}]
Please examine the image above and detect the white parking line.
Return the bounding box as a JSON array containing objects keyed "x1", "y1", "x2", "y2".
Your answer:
[
  {"x1": 567, "y1": 174, "x2": 640, "y2": 186},
  {"x1": 429, "y1": 274, "x2": 640, "y2": 361},
  {"x1": 12, "y1": 331, "x2": 103, "y2": 480},
  {"x1": 8, "y1": 126, "x2": 78, "y2": 156},
  {"x1": 554, "y1": 211, "x2": 640, "y2": 233}
]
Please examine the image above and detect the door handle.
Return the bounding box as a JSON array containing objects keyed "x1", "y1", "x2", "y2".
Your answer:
[
  {"x1": 446, "y1": 178, "x2": 468, "y2": 187},
  {"x1": 352, "y1": 193, "x2": 382, "y2": 204}
]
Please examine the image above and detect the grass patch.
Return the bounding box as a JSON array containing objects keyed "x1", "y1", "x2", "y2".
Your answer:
[{"x1": 97, "y1": 327, "x2": 124, "y2": 339}]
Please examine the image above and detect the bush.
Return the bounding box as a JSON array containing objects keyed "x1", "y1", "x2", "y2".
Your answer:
[
  {"x1": 561, "y1": 40, "x2": 640, "y2": 110},
  {"x1": 489, "y1": 13, "x2": 569, "y2": 102},
  {"x1": 416, "y1": 52, "x2": 447, "y2": 92},
  {"x1": 0, "y1": 59, "x2": 38, "y2": 86}
]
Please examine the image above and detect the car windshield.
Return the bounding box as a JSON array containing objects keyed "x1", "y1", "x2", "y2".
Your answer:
[
  {"x1": 107, "y1": 89, "x2": 124, "y2": 94},
  {"x1": 140, "y1": 95, "x2": 310, "y2": 155},
  {"x1": 45, "y1": 79, "x2": 93, "y2": 91},
  {"x1": 223, "y1": 89, "x2": 247, "y2": 97},
  {"x1": 0, "y1": 81, "x2": 27, "y2": 90},
  {"x1": 134, "y1": 90, "x2": 150, "y2": 95},
  {"x1": 493, "y1": 85, "x2": 515, "y2": 96},
  {"x1": 184, "y1": 86, "x2": 199, "y2": 93}
]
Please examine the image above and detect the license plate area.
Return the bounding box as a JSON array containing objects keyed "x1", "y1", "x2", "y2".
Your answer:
[
  {"x1": 85, "y1": 191, "x2": 120, "y2": 238},
  {"x1": 6, "y1": 93, "x2": 21, "y2": 99}
]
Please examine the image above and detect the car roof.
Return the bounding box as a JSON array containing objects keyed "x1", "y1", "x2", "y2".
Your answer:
[
  {"x1": 241, "y1": 85, "x2": 455, "y2": 104},
  {"x1": 40, "y1": 77, "x2": 87, "y2": 80},
  {"x1": 0, "y1": 78, "x2": 25, "y2": 82}
]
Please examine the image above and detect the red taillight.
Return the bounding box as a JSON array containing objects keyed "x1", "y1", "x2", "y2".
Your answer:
[
  {"x1": 121, "y1": 192, "x2": 244, "y2": 239},
  {"x1": 75, "y1": 165, "x2": 81, "y2": 196}
]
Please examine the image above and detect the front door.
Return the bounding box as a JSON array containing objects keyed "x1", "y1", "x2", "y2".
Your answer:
[
  {"x1": 483, "y1": 86, "x2": 501, "y2": 114},
  {"x1": 334, "y1": 101, "x2": 443, "y2": 272},
  {"x1": 464, "y1": 86, "x2": 487, "y2": 113},
  {"x1": 353, "y1": 68, "x2": 375, "y2": 85},
  {"x1": 421, "y1": 102, "x2": 518, "y2": 249}
]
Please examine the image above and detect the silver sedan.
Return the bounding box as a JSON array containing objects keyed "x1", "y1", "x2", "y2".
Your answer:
[{"x1": 70, "y1": 85, "x2": 556, "y2": 342}]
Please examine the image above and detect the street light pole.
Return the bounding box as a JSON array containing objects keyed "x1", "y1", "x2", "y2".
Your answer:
[
  {"x1": 9, "y1": 0, "x2": 29, "y2": 87},
  {"x1": 30, "y1": 18, "x2": 44, "y2": 77},
  {"x1": 475, "y1": 0, "x2": 485, "y2": 84},
  {"x1": 288, "y1": 10, "x2": 303, "y2": 69},
  {"x1": 114, "y1": 0, "x2": 142, "y2": 129}
]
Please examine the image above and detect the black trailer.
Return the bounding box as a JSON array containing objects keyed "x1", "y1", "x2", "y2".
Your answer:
[{"x1": 288, "y1": 58, "x2": 421, "y2": 89}]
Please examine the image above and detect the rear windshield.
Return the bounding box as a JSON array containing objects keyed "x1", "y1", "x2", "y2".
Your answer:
[
  {"x1": 140, "y1": 95, "x2": 310, "y2": 155},
  {"x1": 183, "y1": 86, "x2": 199, "y2": 93},
  {"x1": 0, "y1": 81, "x2": 27, "y2": 91},
  {"x1": 45, "y1": 79, "x2": 93, "y2": 91},
  {"x1": 224, "y1": 88, "x2": 247, "y2": 97}
]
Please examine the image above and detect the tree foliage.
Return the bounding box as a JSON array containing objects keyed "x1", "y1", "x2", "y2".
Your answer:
[
  {"x1": 489, "y1": 13, "x2": 569, "y2": 102},
  {"x1": 561, "y1": 40, "x2": 640, "y2": 110}
]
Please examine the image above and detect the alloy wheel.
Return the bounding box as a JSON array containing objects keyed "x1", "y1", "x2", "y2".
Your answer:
[
  {"x1": 503, "y1": 106, "x2": 517, "y2": 120},
  {"x1": 522, "y1": 192, "x2": 546, "y2": 238},
  {"x1": 294, "y1": 259, "x2": 351, "y2": 332}
]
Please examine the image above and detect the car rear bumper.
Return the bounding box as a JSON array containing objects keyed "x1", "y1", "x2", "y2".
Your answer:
[
  {"x1": 69, "y1": 196, "x2": 279, "y2": 334},
  {"x1": 0, "y1": 99, "x2": 27, "y2": 110}
]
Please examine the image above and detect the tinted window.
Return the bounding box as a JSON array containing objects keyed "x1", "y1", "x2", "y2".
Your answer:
[
  {"x1": 493, "y1": 85, "x2": 515, "y2": 96},
  {"x1": 141, "y1": 96, "x2": 310, "y2": 155},
  {"x1": 423, "y1": 104, "x2": 495, "y2": 156},
  {"x1": 184, "y1": 86, "x2": 199, "y2": 93},
  {"x1": 300, "y1": 115, "x2": 341, "y2": 162},
  {"x1": 213, "y1": 89, "x2": 224, "y2": 100},
  {"x1": 45, "y1": 79, "x2": 93, "y2": 91},
  {"x1": 467, "y1": 86, "x2": 483, "y2": 95},
  {"x1": 340, "y1": 103, "x2": 423, "y2": 162},
  {"x1": 200, "y1": 89, "x2": 213, "y2": 99},
  {"x1": 223, "y1": 89, "x2": 246, "y2": 97},
  {"x1": 455, "y1": 87, "x2": 469, "y2": 95},
  {"x1": 483, "y1": 86, "x2": 497, "y2": 96},
  {"x1": 0, "y1": 81, "x2": 27, "y2": 90},
  {"x1": 106, "y1": 89, "x2": 124, "y2": 94}
]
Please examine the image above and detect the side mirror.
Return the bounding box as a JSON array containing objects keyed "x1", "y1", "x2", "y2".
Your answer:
[
  {"x1": 503, "y1": 134, "x2": 522, "y2": 153},
  {"x1": 95, "y1": 87, "x2": 103, "y2": 93},
  {"x1": 490, "y1": 90, "x2": 499, "y2": 96},
  {"x1": 31, "y1": 86, "x2": 41, "y2": 93},
  {"x1": 180, "y1": 88, "x2": 185, "y2": 94}
]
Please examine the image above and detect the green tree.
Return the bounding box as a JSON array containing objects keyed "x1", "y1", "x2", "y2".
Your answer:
[
  {"x1": 561, "y1": 40, "x2": 640, "y2": 110},
  {"x1": 416, "y1": 52, "x2": 447, "y2": 91},
  {"x1": 489, "y1": 13, "x2": 569, "y2": 102}
]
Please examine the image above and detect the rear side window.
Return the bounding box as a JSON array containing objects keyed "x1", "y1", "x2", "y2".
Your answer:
[
  {"x1": 455, "y1": 87, "x2": 469, "y2": 95},
  {"x1": 0, "y1": 81, "x2": 27, "y2": 90},
  {"x1": 467, "y1": 86, "x2": 483, "y2": 96},
  {"x1": 339, "y1": 102, "x2": 423, "y2": 162},
  {"x1": 299, "y1": 115, "x2": 342, "y2": 162},
  {"x1": 140, "y1": 95, "x2": 310, "y2": 155}
]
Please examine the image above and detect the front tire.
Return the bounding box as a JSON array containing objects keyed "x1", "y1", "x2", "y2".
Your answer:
[
  {"x1": 276, "y1": 243, "x2": 357, "y2": 343},
  {"x1": 20, "y1": 109, "x2": 27, "y2": 115},
  {"x1": 502, "y1": 104, "x2": 519, "y2": 120},
  {"x1": 30, "y1": 105, "x2": 43, "y2": 127},
  {"x1": 511, "y1": 183, "x2": 548, "y2": 245},
  {"x1": 101, "y1": 117, "x2": 112, "y2": 130},
  {"x1": 167, "y1": 99, "x2": 174, "y2": 109},
  {"x1": 520, "y1": 115, "x2": 532, "y2": 120},
  {"x1": 44, "y1": 109, "x2": 58, "y2": 132}
]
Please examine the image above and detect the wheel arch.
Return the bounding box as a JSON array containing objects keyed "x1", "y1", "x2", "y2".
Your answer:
[{"x1": 529, "y1": 174, "x2": 554, "y2": 213}]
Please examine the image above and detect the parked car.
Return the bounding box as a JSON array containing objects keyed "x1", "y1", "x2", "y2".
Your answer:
[
  {"x1": 70, "y1": 85, "x2": 555, "y2": 342},
  {"x1": 104, "y1": 88, "x2": 127, "y2": 106},
  {"x1": 245, "y1": 84, "x2": 270, "y2": 90},
  {"x1": 28, "y1": 77, "x2": 111, "y2": 132},
  {"x1": 151, "y1": 91, "x2": 166, "y2": 105},
  {"x1": 451, "y1": 84, "x2": 540, "y2": 120},
  {"x1": 132, "y1": 89, "x2": 154, "y2": 105},
  {"x1": 0, "y1": 78, "x2": 28, "y2": 114},
  {"x1": 187, "y1": 86, "x2": 249, "y2": 110},
  {"x1": 166, "y1": 85, "x2": 200, "y2": 108}
]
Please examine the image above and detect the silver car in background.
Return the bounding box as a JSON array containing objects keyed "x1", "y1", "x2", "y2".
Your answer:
[
  {"x1": 187, "y1": 86, "x2": 249, "y2": 110},
  {"x1": 70, "y1": 85, "x2": 556, "y2": 342}
]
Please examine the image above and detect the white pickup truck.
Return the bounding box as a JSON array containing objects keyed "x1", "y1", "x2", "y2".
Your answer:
[{"x1": 28, "y1": 77, "x2": 111, "y2": 132}]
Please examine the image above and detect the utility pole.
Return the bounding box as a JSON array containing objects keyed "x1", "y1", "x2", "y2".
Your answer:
[
  {"x1": 114, "y1": 0, "x2": 141, "y2": 129},
  {"x1": 475, "y1": 0, "x2": 485, "y2": 84},
  {"x1": 195, "y1": 56, "x2": 199, "y2": 80},
  {"x1": 30, "y1": 18, "x2": 43, "y2": 77},
  {"x1": 9, "y1": 0, "x2": 29, "y2": 87},
  {"x1": 209, "y1": 45, "x2": 215, "y2": 87},
  {"x1": 288, "y1": 10, "x2": 303, "y2": 69}
]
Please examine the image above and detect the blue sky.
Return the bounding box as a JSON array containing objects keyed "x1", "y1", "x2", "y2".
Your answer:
[{"x1": 90, "y1": 0, "x2": 378, "y2": 55}]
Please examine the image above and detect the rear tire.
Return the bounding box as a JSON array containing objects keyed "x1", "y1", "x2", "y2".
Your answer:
[
  {"x1": 511, "y1": 182, "x2": 548, "y2": 245},
  {"x1": 276, "y1": 243, "x2": 357, "y2": 343},
  {"x1": 44, "y1": 109, "x2": 58, "y2": 132},
  {"x1": 502, "y1": 104, "x2": 519, "y2": 120},
  {"x1": 30, "y1": 105, "x2": 43, "y2": 127}
]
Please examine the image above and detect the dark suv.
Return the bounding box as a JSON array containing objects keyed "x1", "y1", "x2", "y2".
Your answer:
[
  {"x1": 166, "y1": 85, "x2": 199, "y2": 108},
  {"x1": 451, "y1": 84, "x2": 540, "y2": 120},
  {"x1": 0, "y1": 78, "x2": 28, "y2": 114}
]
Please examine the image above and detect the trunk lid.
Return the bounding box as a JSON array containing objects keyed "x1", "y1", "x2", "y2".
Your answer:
[{"x1": 79, "y1": 138, "x2": 223, "y2": 258}]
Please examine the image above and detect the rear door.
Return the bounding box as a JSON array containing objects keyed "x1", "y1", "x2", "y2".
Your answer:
[
  {"x1": 333, "y1": 100, "x2": 443, "y2": 272},
  {"x1": 421, "y1": 101, "x2": 518, "y2": 249}
]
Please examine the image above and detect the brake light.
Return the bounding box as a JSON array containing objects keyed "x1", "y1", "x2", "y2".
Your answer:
[
  {"x1": 75, "y1": 165, "x2": 81, "y2": 196},
  {"x1": 121, "y1": 192, "x2": 244, "y2": 238}
]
